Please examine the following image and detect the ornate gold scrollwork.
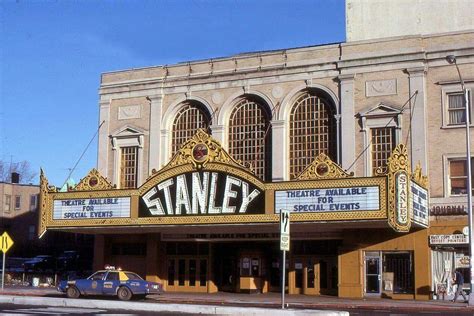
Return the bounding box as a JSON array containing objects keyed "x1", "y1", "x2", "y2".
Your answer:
[
  {"x1": 387, "y1": 144, "x2": 411, "y2": 232},
  {"x1": 412, "y1": 162, "x2": 429, "y2": 188},
  {"x1": 160, "y1": 128, "x2": 253, "y2": 173},
  {"x1": 72, "y1": 169, "x2": 114, "y2": 191},
  {"x1": 297, "y1": 153, "x2": 354, "y2": 180},
  {"x1": 39, "y1": 169, "x2": 53, "y2": 237}
]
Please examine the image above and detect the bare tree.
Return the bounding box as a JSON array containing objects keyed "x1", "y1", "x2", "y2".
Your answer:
[{"x1": 0, "y1": 160, "x2": 38, "y2": 184}]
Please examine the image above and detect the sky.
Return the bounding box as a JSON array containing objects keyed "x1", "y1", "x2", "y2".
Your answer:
[{"x1": 0, "y1": 0, "x2": 345, "y2": 187}]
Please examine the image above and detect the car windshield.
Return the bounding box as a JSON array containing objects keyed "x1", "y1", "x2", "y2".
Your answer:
[
  {"x1": 88, "y1": 271, "x2": 106, "y2": 280},
  {"x1": 124, "y1": 272, "x2": 143, "y2": 280}
]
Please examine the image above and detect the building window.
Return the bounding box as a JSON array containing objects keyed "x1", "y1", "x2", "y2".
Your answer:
[
  {"x1": 447, "y1": 92, "x2": 468, "y2": 125},
  {"x1": 4, "y1": 195, "x2": 11, "y2": 213},
  {"x1": 15, "y1": 195, "x2": 21, "y2": 210},
  {"x1": 30, "y1": 194, "x2": 38, "y2": 211},
  {"x1": 28, "y1": 225, "x2": 35, "y2": 240},
  {"x1": 289, "y1": 92, "x2": 337, "y2": 179},
  {"x1": 449, "y1": 158, "x2": 474, "y2": 195},
  {"x1": 371, "y1": 127, "x2": 396, "y2": 175},
  {"x1": 383, "y1": 252, "x2": 414, "y2": 294},
  {"x1": 120, "y1": 146, "x2": 138, "y2": 189},
  {"x1": 171, "y1": 102, "x2": 211, "y2": 156},
  {"x1": 442, "y1": 84, "x2": 473, "y2": 128},
  {"x1": 228, "y1": 98, "x2": 271, "y2": 180}
]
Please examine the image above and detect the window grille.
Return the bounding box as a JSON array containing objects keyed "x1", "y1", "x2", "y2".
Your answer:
[
  {"x1": 289, "y1": 92, "x2": 336, "y2": 179},
  {"x1": 371, "y1": 127, "x2": 396, "y2": 175},
  {"x1": 448, "y1": 92, "x2": 469, "y2": 125},
  {"x1": 172, "y1": 103, "x2": 211, "y2": 156},
  {"x1": 383, "y1": 252, "x2": 414, "y2": 294},
  {"x1": 120, "y1": 146, "x2": 138, "y2": 189},
  {"x1": 228, "y1": 98, "x2": 271, "y2": 180}
]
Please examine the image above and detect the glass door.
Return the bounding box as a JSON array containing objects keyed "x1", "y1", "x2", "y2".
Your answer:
[{"x1": 365, "y1": 252, "x2": 381, "y2": 296}]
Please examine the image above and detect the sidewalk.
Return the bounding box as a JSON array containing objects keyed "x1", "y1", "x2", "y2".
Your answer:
[{"x1": 0, "y1": 285, "x2": 472, "y2": 313}]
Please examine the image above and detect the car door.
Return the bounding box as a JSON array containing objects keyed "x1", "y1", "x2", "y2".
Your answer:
[
  {"x1": 83, "y1": 271, "x2": 106, "y2": 295},
  {"x1": 103, "y1": 271, "x2": 120, "y2": 296}
]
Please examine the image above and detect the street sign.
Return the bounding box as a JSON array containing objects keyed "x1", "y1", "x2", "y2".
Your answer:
[
  {"x1": 0, "y1": 232, "x2": 13, "y2": 254},
  {"x1": 279, "y1": 209, "x2": 290, "y2": 309},
  {"x1": 0, "y1": 231, "x2": 13, "y2": 291},
  {"x1": 280, "y1": 210, "x2": 290, "y2": 252}
]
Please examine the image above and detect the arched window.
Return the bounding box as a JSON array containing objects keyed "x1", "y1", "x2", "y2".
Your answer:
[
  {"x1": 228, "y1": 97, "x2": 272, "y2": 180},
  {"x1": 289, "y1": 91, "x2": 337, "y2": 179},
  {"x1": 171, "y1": 102, "x2": 211, "y2": 156}
]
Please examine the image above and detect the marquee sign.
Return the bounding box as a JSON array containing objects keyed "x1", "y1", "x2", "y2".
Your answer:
[
  {"x1": 395, "y1": 171, "x2": 409, "y2": 226},
  {"x1": 141, "y1": 171, "x2": 262, "y2": 216},
  {"x1": 387, "y1": 145, "x2": 413, "y2": 232},
  {"x1": 53, "y1": 197, "x2": 131, "y2": 220},
  {"x1": 275, "y1": 186, "x2": 380, "y2": 213},
  {"x1": 410, "y1": 181, "x2": 428, "y2": 227},
  {"x1": 38, "y1": 130, "x2": 429, "y2": 235}
]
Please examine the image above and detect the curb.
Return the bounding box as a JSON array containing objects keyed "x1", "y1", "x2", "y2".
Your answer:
[{"x1": 0, "y1": 295, "x2": 349, "y2": 316}]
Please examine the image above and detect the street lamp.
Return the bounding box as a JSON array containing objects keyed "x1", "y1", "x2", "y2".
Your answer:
[{"x1": 446, "y1": 54, "x2": 473, "y2": 304}]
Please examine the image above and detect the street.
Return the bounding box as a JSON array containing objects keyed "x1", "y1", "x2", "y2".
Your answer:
[
  {"x1": 0, "y1": 303, "x2": 193, "y2": 315},
  {"x1": 1, "y1": 301, "x2": 474, "y2": 316}
]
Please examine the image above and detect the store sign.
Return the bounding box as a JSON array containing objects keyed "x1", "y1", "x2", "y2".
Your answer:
[
  {"x1": 142, "y1": 171, "x2": 262, "y2": 216},
  {"x1": 274, "y1": 186, "x2": 379, "y2": 213},
  {"x1": 431, "y1": 204, "x2": 467, "y2": 216},
  {"x1": 429, "y1": 234, "x2": 468, "y2": 245},
  {"x1": 410, "y1": 181, "x2": 428, "y2": 227},
  {"x1": 455, "y1": 253, "x2": 470, "y2": 268},
  {"x1": 395, "y1": 171, "x2": 409, "y2": 225},
  {"x1": 53, "y1": 198, "x2": 131, "y2": 220}
]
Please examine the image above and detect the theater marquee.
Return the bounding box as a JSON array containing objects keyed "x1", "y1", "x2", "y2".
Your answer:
[{"x1": 38, "y1": 130, "x2": 429, "y2": 236}]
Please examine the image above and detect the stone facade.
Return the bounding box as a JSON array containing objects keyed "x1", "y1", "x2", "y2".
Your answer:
[
  {"x1": 98, "y1": 30, "x2": 474, "y2": 205},
  {"x1": 346, "y1": 0, "x2": 474, "y2": 42}
]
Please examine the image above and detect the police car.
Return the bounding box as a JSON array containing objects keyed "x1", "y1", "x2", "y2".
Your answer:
[{"x1": 57, "y1": 267, "x2": 163, "y2": 300}]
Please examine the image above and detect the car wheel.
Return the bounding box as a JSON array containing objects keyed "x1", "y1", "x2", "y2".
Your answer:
[
  {"x1": 117, "y1": 286, "x2": 132, "y2": 301},
  {"x1": 66, "y1": 286, "x2": 80, "y2": 299}
]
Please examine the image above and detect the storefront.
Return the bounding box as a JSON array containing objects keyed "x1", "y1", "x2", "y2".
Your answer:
[
  {"x1": 39, "y1": 131, "x2": 431, "y2": 299},
  {"x1": 429, "y1": 218, "x2": 470, "y2": 300}
]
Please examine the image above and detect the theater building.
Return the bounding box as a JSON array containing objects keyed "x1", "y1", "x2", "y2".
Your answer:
[{"x1": 38, "y1": 1, "x2": 474, "y2": 300}]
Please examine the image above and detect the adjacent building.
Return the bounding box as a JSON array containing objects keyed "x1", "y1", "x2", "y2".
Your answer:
[{"x1": 0, "y1": 174, "x2": 40, "y2": 256}]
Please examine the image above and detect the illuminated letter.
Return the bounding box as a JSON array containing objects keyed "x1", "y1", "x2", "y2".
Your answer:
[
  {"x1": 192, "y1": 172, "x2": 209, "y2": 214},
  {"x1": 175, "y1": 175, "x2": 191, "y2": 215},
  {"x1": 239, "y1": 182, "x2": 260, "y2": 213},
  {"x1": 158, "y1": 178, "x2": 174, "y2": 215},
  {"x1": 222, "y1": 176, "x2": 240, "y2": 213},
  {"x1": 142, "y1": 187, "x2": 165, "y2": 215},
  {"x1": 208, "y1": 172, "x2": 221, "y2": 214}
]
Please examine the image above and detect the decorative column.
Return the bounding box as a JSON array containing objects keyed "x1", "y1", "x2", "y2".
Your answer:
[
  {"x1": 93, "y1": 235, "x2": 105, "y2": 271},
  {"x1": 145, "y1": 234, "x2": 160, "y2": 283},
  {"x1": 97, "y1": 100, "x2": 110, "y2": 178},
  {"x1": 148, "y1": 95, "x2": 163, "y2": 173},
  {"x1": 406, "y1": 67, "x2": 428, "y2": 171},
  {"x1": 271, "y1": 120, "x2": 286, "y2": 181},
  {"x1": 210, "y1": 124, "x2": 226, "y2": 149},
  {"x1": 160, "y1": 129, "x2": 170, "y2": 167},
  {"x1": 337, "y1": 74, "x2": 356, "y2": 173}
]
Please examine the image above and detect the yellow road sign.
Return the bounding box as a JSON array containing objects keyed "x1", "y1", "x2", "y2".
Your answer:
[{"x1": 0, "y1": 232, "x2": 13, "y2": 253}]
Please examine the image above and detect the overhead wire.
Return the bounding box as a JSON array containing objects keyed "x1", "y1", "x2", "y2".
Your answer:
[
  {"x1": 61, "y1": 120, "x2": 105, "y2": 188},
  {"x1": 345, "y1": 90, "x2": 419, "y2": 172}
]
